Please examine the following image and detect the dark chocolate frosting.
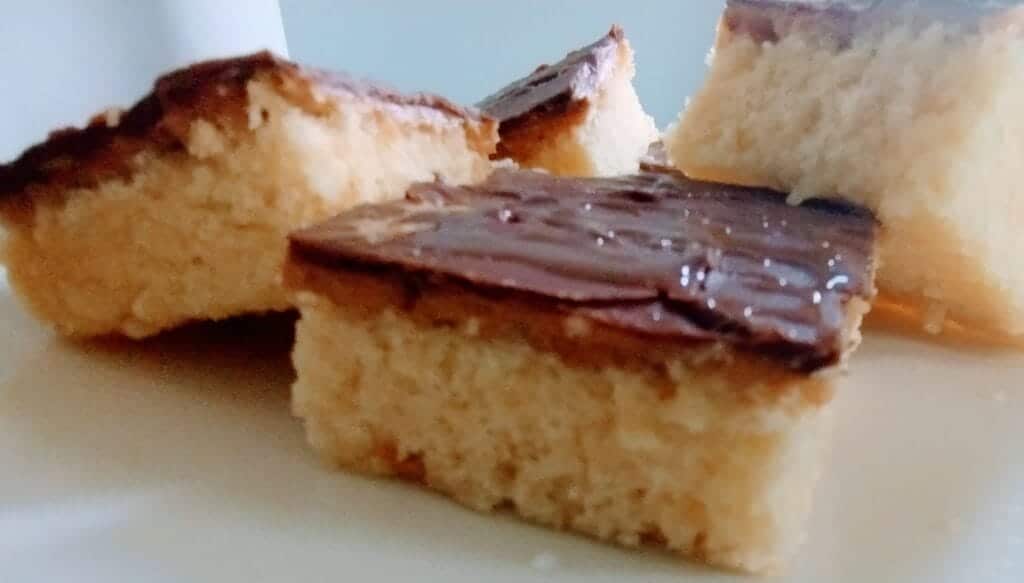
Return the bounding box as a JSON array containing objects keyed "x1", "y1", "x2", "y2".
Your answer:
[
  {"x1": 724, "y1": 0, "x2": 1016, "y2": 46},
  {"x1": 477, "y1": 26, "x2": 623, "y2": 125},
  {"x1": 0, "y1": 51, "x2": 484, "y2": 200},
  {"x1": 290, "y1": 169, "x2": 878, "y2": 371}
]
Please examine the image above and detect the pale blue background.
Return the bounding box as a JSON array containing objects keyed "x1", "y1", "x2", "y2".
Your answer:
[
  {"x1": 1, "y1": 2, "x2": 722, "y2": 160},
  {"x1": 279, "y1": 1, "x2": 723, "y2": 128}
]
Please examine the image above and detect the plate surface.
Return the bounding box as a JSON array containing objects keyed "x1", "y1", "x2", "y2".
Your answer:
[{"x1": 2, "y1": 275, "x2": 1023, "y2": 583}]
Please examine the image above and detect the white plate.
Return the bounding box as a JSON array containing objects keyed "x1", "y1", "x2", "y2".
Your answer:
[{"x1": 2, "y1": 276, "x2": 1023, "y2": 583}]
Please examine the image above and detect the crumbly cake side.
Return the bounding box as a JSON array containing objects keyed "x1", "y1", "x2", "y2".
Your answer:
[
  {"x1": 0, "y1": 52, "x2": 497, "y2": 338},
  {"x1": 666, "y1": 0, "x2": 1024, "y2": 339},
  {"x1": 289, "y1": 287, "x2": 846, "y2": 574},
  {"x1": 284, "y1": 170, "x2": 878, "y2": 573},
  {"x1": 479, "y1": 26, "x2": 658, "y2": 177}
]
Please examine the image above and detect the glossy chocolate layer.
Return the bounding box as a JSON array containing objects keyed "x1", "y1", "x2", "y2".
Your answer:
[
  {"x1": 477, "y1": 26, "x2": 623, "y2": 126},
  {"x1": 0, "y1": 51, "x2": 484, "y2": 200},
  {"x1": 724, "y1": 0, "x2": 1015, "y2": 46},
  {"x1": 289, "y1": 169, "x2": 877, "y2": 371}
]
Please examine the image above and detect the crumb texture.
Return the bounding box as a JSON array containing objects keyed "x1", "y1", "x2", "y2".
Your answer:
[
  {"x1": 667, "y1": 16, "x2": 1024, "y2": 336},
  {"x1": 0, "y1": 77, "x2": 493, "y2": 338},
  {"x1": 291, "y1": 293, "x2": 834, "y2": 573}
]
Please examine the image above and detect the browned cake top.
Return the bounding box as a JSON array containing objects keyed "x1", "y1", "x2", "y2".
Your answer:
[
  {"x1": 477, "y1": 26, "x2": 623, "y2": 126},
  {"x1": 0, "y1": 51, "x2": 485, "y2": 200},
  {"x1": 725, "y1": 0, "x2": 1018, "y2": 46},
  {"x1": 289, "y1": 169, "x2": 877, "y2": 371}
]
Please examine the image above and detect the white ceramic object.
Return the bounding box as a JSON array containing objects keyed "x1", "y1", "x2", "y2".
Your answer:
[
  {"x1": 0, "y1": 0, "x2": 287, "y2": 162},
  {"x1": 1, "y1": 276, "x2": 1023, "y2": 583}
]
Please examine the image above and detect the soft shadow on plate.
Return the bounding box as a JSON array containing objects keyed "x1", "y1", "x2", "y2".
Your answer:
[{"x1": 810, "y1": 334, "x2": 1024, "y2": 583}]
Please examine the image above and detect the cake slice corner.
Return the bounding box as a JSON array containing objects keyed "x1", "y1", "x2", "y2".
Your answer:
[
  {"x1": 479, "y1": 26, "x2": 659, "y2": 178},
  {"x1": 283, "y1": 169, "x2": 878, "y2": 573}
]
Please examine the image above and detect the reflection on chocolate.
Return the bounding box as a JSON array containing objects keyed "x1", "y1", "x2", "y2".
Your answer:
[{"x1": 290, "y1": 169, "x2": 877, "y2": 371}]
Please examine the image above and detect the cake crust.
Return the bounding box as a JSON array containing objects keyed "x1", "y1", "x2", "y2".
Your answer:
[
  {"x1": 0, "y1": 52, "x2": 497, "y2": 338},
  {"x1": 0, "y1": 51, "x2": 492, "y2": 206}
]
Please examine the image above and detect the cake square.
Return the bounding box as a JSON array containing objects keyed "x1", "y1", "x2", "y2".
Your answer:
[
  {"x1": 640, "y1": 140, "x2": 675, "y2": 174},
  {"x1": 0, "y1": 52, "x2": 497, "y2": 338},
  {"x1": 666, "y1": 0, "x2": 1024, "y2": 340},
  {"x1": 283, "y1": 168, "x2": 878, "y2": 573},
  {"x1": 479, "y1": 26, "x2": 658, "y2": 177}
]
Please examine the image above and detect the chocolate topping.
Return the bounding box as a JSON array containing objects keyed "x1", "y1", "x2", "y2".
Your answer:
[
  {"x1": 724, "y1": 0, "x2": 1016, "y2": 46},
  {"x1": 0, "y1": 51, "x2": 484, "y2": 200},
  {"x1": 477, "y1": 26, "x2": 623, "y2": 126},
  {"x1": 289, "y1": 169, "x2": 877, "y2": 371}
]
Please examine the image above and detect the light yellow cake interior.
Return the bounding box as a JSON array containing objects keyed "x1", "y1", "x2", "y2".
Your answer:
[
  {"x1": 666, "y1": 13, "x2": 1024, "y2": 337},
  {"x1": 291, "y1": 290, "x2": 839, "y2": 574},
  {"x1": 513, "y1": 40, "x2": 659, "y2": 178},
  {"x1": 0, "y1": 78, "x2": 494, "y2": 338}
]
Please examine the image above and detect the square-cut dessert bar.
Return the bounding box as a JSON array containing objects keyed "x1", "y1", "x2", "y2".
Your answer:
[
  {"x1": 666, "y1": 0, "x2": 1024, "y2": 339},
  {"x1": 479, "y1": 26, "x2": 658, "y2": 177},
  {"x1": 284, "y1": 168, "x2": 878, "y2": 573},
  {"x1": 0, "y1": 52, "x2": 496, "y2": 338}
]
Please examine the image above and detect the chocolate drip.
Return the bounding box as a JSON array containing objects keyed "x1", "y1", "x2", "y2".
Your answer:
[{"x1": 290, "y1": 170, "x2": 877, "y2": 371}]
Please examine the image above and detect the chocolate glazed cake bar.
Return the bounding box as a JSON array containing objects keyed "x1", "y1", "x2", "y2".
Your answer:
[
  {"x1": 666, "y1": 0, "x2": 1024, "y2": 341},
  {"x1": 284, "y1": 169, "x2": 878, "y2": 573},
  {"x1": 479, "y1": 26, "x2": 658, "y2": 177},
  {"x1": 0, "y1": 52, "x2": 497, "y2": 338}
]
